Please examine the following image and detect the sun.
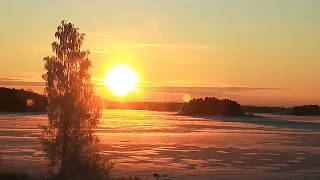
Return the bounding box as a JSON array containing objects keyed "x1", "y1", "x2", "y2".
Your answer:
[{"x1": 104, "y1": 63, "x2": 139, "y2": 97}]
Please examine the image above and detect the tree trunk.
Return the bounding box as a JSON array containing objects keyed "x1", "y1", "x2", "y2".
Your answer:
[{"x1": 61, "y1": 114, "x2": 68, "y2": 177}]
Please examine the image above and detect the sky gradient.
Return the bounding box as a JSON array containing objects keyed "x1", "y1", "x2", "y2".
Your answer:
[{"x1": 0, "y1": 0, "x2": 319, "y2": 106}]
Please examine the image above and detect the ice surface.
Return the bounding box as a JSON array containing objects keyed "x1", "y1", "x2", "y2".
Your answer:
[{"x1": 0, "y1": 110, "x2": 319, "y2": 180}]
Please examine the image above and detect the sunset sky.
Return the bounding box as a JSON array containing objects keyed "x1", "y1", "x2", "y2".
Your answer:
[{"x1": 0, "y1": 0, "x2": 319, "y2": 106}]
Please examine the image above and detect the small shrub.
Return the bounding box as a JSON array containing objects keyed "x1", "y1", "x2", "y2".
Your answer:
[{"x1": 115, "y1": 175, "x2": 143, "y2": 180}]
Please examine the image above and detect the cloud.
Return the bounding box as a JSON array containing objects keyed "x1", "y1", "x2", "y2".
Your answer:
[
  {"x1": 160, "y1": 79, "x2": 233, "y2": 87},
  {"x1": 0, "y1": 80, "x2": 44, "y2": 87},
  {"x1": 0, "y1": 75, "x2": 287, "y2": 105},
  {"x1": 92, "y1": 77, "x2": 285, "y2": 97},
  {"x1": 16, "y1": 72, "x2": 43, "y2": 80},
  {"x1": 125, "y1": 42, "x2": 229, "y2": 50},
  {"x1": 140, "y1": 86, "x2": 286, "y2": 96},
  {"x1": 133, "y1": 85, "x2": 288, "y2": 103},
  {"x1": 83, "y1": 32, "x2": 232, "y2": 50},
  {"x1": 0, "y1": 77, "x2": 44, "y2": 87},
  {"x1": 0, "y1": 77, "x2": 22, "y2": 81},
  {"x1": 89, "y1": 50, "x2": 112, "y2": 55},
  {"x1": 84, "y1": 32, "x2": 117, "y2": 38}
]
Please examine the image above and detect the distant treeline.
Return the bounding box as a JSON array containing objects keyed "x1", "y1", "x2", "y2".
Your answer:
[
  {"x1": 290, "y1": 105, "x2": 320, "y2": 116},
  {"x1": 105, "y1": 101, "x2": 182, "y2": 112},
  {"x1": 0, "y1": 87, "x2": 47, "y2": 112},
  {"x1": 1, "y1": 87, "x2": 319, "y2": 116},
  {"x1": 179, "y1": 97, "x2": 244, "y2": 116},
  {"x1": 106, "y1": 100, "x2": 320, "y2": 116},
  {"x1": 106, "y1": 101, "x2": 292, "y2": 114},
  {"x1": 242, "y1": 105, "x2": 320, "y2": 116},
  {"x1": 242, "y1": 105, "x2": 291, "y2": 114}
]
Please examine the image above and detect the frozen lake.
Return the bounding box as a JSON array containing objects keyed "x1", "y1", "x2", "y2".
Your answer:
[{"x1": 0, "y1": 109, "x2": 320, "y2": 180}]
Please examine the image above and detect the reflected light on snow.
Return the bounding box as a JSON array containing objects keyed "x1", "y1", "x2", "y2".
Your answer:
[{"x1": 0, "y1": 109, "x2": 320, "y2": 179}]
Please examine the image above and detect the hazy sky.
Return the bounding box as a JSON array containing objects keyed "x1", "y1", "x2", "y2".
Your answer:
[{"x1": 0, "y1": 0, "x2": 319, "y2": 106}]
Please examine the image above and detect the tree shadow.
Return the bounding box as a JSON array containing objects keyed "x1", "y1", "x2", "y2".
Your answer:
[{"x1": 190, "y1": 115, "x2": 320, "y2": 130}]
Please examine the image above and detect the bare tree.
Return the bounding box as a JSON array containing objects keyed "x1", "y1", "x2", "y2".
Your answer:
[{"x1": 40, "y1": 20, "x2": 112, "y2": 179}]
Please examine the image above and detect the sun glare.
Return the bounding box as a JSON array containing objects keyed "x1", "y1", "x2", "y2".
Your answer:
[{"x1": 104, "y1": 63, "x2": 139, "y2": 97}]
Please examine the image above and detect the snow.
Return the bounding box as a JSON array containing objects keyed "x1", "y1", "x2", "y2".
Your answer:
[{"x1": 0, "y1": 109, "x2": 320, "y2": 180}]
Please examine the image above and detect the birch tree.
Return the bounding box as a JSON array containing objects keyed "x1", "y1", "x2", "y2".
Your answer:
[{"x1": 40, "y1": 20, "x2": 112, "y2": 179}]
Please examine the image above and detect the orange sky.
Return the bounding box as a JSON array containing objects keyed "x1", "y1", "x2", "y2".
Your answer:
[{"x1": 0, "y1": 0, "x2": 319, "y2": 106}]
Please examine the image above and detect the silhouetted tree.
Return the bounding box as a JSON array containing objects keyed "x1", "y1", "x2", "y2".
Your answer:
[
  {"x1": 290, "y1": 105, "x2": 320, "y2": 116},
  {"x1": 179, "y1": 97, "x2": 244, "y2": 116},
  {"x1": 39, "y1": 20, "x2": 112, "y2": 179}
]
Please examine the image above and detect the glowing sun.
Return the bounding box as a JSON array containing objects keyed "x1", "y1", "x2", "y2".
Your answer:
[{"x1": 104, "y1": 63, "x2": 139, "y2": 97}]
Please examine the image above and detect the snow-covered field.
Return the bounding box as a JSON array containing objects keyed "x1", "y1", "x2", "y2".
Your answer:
[{"x1": 1, "y1": 110, "x2": 320, "y2": 180}]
